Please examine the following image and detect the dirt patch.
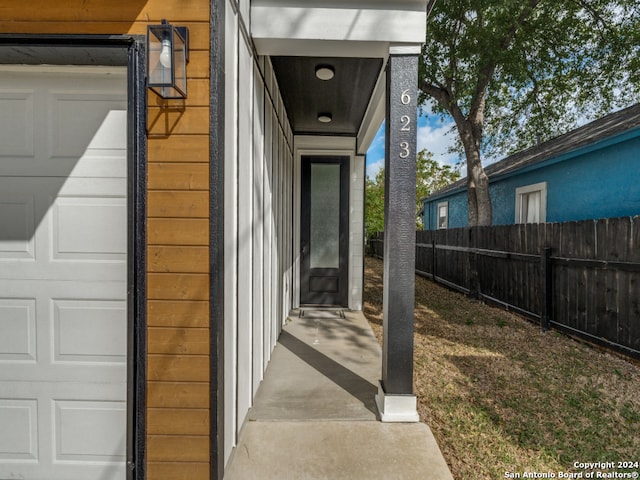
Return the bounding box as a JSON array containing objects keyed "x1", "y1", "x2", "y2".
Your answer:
[{"x1": 364, "y1": 256, "x2": 640, "y2": 480}]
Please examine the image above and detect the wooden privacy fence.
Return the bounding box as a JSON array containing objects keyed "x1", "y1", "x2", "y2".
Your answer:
[{"x1": 369, "y1": 216, "x2": 640, "y2": 358}]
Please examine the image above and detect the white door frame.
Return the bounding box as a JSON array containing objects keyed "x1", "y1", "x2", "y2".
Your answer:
[{"x1": 293, "y1": 136, "x2": 365, "y2": 311}]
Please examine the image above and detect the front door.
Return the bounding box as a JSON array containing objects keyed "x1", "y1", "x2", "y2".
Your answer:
[{"x1": 300, "y1": 156, "x2": 349, "y2": 306}]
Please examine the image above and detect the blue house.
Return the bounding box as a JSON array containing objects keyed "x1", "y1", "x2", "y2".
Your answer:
[{"x1": 422, "y1": 104, "x2": 640, "y2": 229}]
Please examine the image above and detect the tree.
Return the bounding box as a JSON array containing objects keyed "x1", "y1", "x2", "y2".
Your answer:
[
  {"x1": 365, "y1": 149, "x2": 460, "y2": 240},
  {"x1": 365, "y1": 165, "x2": 386, "y2": 238},
  {"x1": 419, "y1": 0, "x2": 640, "y2": 226}
]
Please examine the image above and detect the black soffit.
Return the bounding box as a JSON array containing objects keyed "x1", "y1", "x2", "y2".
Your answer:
[{"x1": 270, "y1": 56, "x2": 383, "y2": 136}]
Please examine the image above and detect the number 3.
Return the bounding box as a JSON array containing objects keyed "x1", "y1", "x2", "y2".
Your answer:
[{"x1": 399, "y1": 142, "x2": 410, "y2": 159}]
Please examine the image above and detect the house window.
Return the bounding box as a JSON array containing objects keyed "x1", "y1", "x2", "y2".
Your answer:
[
  {"x1": 437, "y1": 202, "x2": 448, "y2": 229},
  {"x1": 515, "y1": 182, "x2": 547, "y2": 223}
]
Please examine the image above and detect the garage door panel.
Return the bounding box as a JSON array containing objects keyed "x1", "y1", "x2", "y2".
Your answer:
[
  {"x1": 0, "y1": 298, "x2": 36, "y2": 362},
  {"x1": 0, "y1": 395, "x2": 125, "y2": 480},
  {"x1": 68, "y1": 149, "x2": 127, "y2": 178},
  {"x1": 53, "y1": 196, "x2": 126, "y2": 260},
  {"x1": 0, "y1": 399, "x2": 38, "y2": 461},
  {"x1": 49, "y1": 93, "x2": 126, "y2": 160},
  {"x1": 0, "y1": 279, "x2": 126, "y2": 301},
  {"x1": 0, "y1": 192, "x2": 36, "y2": 259},
  {"x1": 0, "y1": 281, "x2": 126, "y2": 384},
  {"x1": 8, "y1": 463, "x2": 125, "y2": 480},
  {"x1": 0, "y1": 177, "x2": 129, "y2": 264},
  {"x1": 55, "y1": 400, "x2": 125, "y2": 462},
  {"x1": 54, "y1": 299, "x2": 127, "y2": 363},
  {"x1": 58, "y1": 177, "x2": 127, "y2": 196},
  {"x1": 0, "y1": 90, "x2": 35, "y2": 158},
  {"x1": 0, "y1": 263, "x2": 126, "y2": 282},
  {"x1": 0, "y1": 70, "x2": 126, "y2": 178},
  {"x1": 0, "y1": 363, "x2": 127, "y2": 384},
  {"x1": 0, "y1": 177, "x2": 126, "y2": 280},
  {"x1": 2, "y1": 382, "x2": 127, "y2": 403}
]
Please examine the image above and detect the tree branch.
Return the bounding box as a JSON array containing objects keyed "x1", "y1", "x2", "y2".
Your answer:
[
  {"x1": 468, "y1": 0, "x2": 543, "y2": 125},
  {"x1": 420, "y1": 82, "x2": 450, "y2": 110},
  {"x1": 446, "y1": 7, "x2": 465, "y2": 96}
]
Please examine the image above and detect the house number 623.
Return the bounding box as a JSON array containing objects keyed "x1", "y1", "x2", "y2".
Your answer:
[{"x1": 399, "y1": 89, "x2": 411, "y2": 159}]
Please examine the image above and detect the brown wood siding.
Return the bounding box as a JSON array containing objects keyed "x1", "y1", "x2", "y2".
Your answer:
[
  {"x1": 148, "y1": 300, "x2": 210, "y2": 327},
  {"x1": 148, "y1": 218, "x2": 209, "y2": 245},
  {"x1": 2, "y1": 2, "x2": 212, "y2": 478}
]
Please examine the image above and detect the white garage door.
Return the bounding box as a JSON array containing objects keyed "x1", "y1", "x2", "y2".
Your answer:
[{"x1": 0, "y1": 66, "x2": 128, "y2": 480}]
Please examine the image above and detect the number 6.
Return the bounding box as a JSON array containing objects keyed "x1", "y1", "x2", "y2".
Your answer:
[{"x1": 401, "y1": 89, "x2": 411, "y2": 105}]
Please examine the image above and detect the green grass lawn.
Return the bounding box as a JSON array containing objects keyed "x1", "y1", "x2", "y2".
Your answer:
[{"x1": 364, "y1": 257, "x2": 640, "y2": 480}]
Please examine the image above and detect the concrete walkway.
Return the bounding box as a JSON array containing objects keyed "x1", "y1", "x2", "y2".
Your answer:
[{"x1": 225, "y1": 309, "x2": 454, "y2": 480}]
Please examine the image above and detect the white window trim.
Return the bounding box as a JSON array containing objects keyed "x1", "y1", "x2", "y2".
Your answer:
[
  {"x1": 437, "y1": 201, "x2": 449, "y2": 229},
  {"x1": 515, "y1": 181, "x2": 547, "y2": 224}
]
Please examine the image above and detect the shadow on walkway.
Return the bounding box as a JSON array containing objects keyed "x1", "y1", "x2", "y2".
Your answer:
[{"x1": 226, "y1": 309, "x2": 453, "y2": 480}]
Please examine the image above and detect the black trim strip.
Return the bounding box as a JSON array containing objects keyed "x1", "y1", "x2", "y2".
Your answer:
[
  {"x1": 126, "y1": 36, "x2": 148, "y2": 480},
  {"x1": 210, "y1": 1, "x2": 226, "y2": 479},
  {"x1": 0, "y1": 34, "x2": 147, "y2": 480}
]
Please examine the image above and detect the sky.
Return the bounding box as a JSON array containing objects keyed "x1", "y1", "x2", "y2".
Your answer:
[
  {"x1": 366, "y1": 102, "x2": 462, "y2": 179},
  {"x1": 365, "y1": 99, "x2": 621, "y2": 180}
]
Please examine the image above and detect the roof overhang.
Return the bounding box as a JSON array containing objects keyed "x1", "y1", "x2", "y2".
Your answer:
[
  {"x1": 251, "y1": 1, "x2": 427, "y2": 153},
  {"x1": 251, "y1": 1, "x2": 427, "y2": 52}
]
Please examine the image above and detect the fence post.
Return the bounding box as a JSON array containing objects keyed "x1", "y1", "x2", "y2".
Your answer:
[
  {"x1": 468, "y1": 227, "x2": 480, "y2": 299},
  {"x1": 540, "y1": 247, "x2": 553, "y2": 331},
  {"x1": 431, "y1": 239, "x2": 437, "y2": 282}
]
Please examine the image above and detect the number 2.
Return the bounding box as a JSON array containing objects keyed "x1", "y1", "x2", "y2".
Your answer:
[{"x1": 400, "y1": 115, "x2": 410, "y2": 131}]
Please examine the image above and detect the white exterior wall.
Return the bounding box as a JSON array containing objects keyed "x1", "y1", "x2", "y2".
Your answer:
[
  {"x1": 236, "y1": 23, "x2": 254, "y2": 433},
  {"x1": 350, "y1": 155, "x2": 366, "y2": 310},
  {"x1": 223, "y1": 1, "x2": 239, "y2": 466},
  {"x1": 224, "y1": 0, "x2": 294, "y2": 467},
  {"x1": 251, "y1": 58, "x2": 265, "y2": 397}
]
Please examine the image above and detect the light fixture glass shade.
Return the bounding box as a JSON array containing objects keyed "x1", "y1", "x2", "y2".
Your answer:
[
  {"x1": 318, "y1": 113, "x2": 332, "y2": 123},
  {"x1": 315, "y1": 65, "x2": 335, "y2": 81},
  {"x1": 148, "y1": 20, "x2": 188, "y2": 99}
]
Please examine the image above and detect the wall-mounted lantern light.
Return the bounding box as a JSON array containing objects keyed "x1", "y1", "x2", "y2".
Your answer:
[{"x1": 147, "y1": 19, "x2": 189, "y2": 99}]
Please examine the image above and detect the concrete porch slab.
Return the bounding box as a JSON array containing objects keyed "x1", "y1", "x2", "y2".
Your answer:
[
  {"x1": 225, "y1": 310, "x2": 453, "y2": 480},
  {"x1": 226, "y1": 421, "x2": 453, "y2": 480},
  {"x1": 248, "y1": 309, "x2": 380, "y2": 421}
]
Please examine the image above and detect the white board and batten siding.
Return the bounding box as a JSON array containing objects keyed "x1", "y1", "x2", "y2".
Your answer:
[
  {"x1": 0, "y1": 66, "x2": 128, "y2": 480},
  {"x1": 223, "y1": 0, "x2": 295, "y2": 466}
]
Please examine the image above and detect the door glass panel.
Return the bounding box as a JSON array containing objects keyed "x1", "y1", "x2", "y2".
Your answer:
[{"x1": 310, "y1": 163, "x2": 340, "y2": 269}]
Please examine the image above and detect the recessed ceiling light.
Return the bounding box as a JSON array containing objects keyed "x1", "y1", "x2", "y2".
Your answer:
[
  {"x1": 315, "y1": 65, "x2": 335, "y2": 81},
  {"x1": 317, "y1": 113, "x2": 332, "y2": 123}
]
